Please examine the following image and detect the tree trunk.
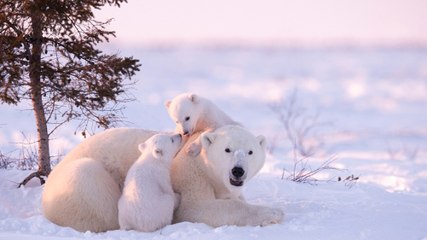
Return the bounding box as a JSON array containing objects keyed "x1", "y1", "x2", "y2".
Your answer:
[{"x1": 19, "y1": 3, "x2": 51, "y2": 187}]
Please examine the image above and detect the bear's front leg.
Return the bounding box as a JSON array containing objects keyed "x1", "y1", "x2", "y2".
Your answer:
[{"x1": 174, "y1": 198, "x2": 284, "y2": 227}]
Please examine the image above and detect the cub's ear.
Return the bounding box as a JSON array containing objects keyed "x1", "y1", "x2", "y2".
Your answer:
[
  {"x1": 188, "y1": 93, "x2": 199, "y2": 103},
  {"x1": 152, "y1": 148, "x2": 163, "y2": 159},
  {"x1": 201, "y1": 132, "x2": 217, "y2": 148},
  {"x1": 138, "y1": 143, "x2": 146, "y2": 153},
  {"x1": 256, "y1": 135, "x2": 267, "y2": 149},
  {"x1": 165, "y1": 100, "x2": 172, "y2": 109}
]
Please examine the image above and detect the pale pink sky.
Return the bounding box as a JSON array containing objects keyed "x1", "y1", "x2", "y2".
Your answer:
[{"x1": 97, "y1": 0, "x2": 427, "y2": 46}]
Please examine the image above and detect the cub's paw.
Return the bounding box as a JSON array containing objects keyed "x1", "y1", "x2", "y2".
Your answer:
[{"x1": 186, "y1": 142, "x2": 201, "y2": 157}]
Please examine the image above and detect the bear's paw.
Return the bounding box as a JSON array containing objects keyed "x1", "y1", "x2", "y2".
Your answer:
[{"x1": 259, "y1": 207, "x2": 284, "y2": 226}]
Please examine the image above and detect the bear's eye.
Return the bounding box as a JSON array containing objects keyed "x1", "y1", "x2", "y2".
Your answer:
[
  {"x1": 225, "y1": 148, "x2": 231, "y2": 153},
  {"x1": 248, "y1": 150, "x2": 253, "y2": 155},
  {"x1": 171, "y1": 138, "x2": 175, "y2": 143},
  {"x1": 185, "y1": 116, "x2": 190, "y2": 121}
]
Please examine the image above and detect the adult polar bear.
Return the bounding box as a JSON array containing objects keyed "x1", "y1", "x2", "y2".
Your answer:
[
  {"x1": 42, "y1": 126, "x2": 283, "y2": 232},
  {"x1": 172, "y1": 126, "x2": 284, "y2": 226}
]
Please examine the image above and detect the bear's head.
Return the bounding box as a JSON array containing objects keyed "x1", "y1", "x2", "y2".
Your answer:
[
  {"x1": 199, "y1": 125, "x2": 266, "y2": 194},
  {"x1": 165, "y1": 93, "x2": 202, "y2": 136},
  {"x1": 138, "y1": 133, "x2": 183, "y2": 163}
]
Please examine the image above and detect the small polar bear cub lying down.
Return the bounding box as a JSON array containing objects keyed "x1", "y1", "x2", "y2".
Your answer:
[
  {"x1": 118, "y1": 133, "x2": 182, "y2": 232},
  {"x1": 165, "y1": 93, "x2": 239, "y2": 156},
  {"x1": 165, "y1": 93, "x2": 239, "y2": 136}
]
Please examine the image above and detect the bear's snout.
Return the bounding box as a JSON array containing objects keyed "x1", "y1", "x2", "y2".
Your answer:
[
  {"x1": 230, "y1": 166, "x2": 246, "y2": 187},
  {"x1": 231, "y1": 167, "x2": 245, "y2": 178}
]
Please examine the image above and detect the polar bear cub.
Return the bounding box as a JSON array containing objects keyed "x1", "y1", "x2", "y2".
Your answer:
[
  {"x1": 165, "y1": 93, "x2": 239, "y2": 156},
  {"x1": 165, "y1": 93, "x2": 238, "y2": 136},
  {"x1": 118, "y1": 133, "x2": 182, "y2": 232}
]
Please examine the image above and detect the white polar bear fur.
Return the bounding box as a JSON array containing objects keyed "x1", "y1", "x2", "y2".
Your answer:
[
  {"x1": 165, "y1": 93, "x2": 239, "y2": 136},
  {"x1": 42, "y1": 128, "x2": 156, "y2": 232},
  {"x1": 171, "y1": 125, "x2": 284, "y2": 226},
  {"x1": 118, "y1": 133, "x2": 182, "y2": 232},
  {"x1": 42, "y1": 126, "x2": 283, "y2": 232},
  {"x1": 165, "y1": 93, "x2": 241, "y2": 158}
]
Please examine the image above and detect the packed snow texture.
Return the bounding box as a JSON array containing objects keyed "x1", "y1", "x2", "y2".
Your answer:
[{"x1": 1, "y1": 47, "x2": 427, "y2": 239}]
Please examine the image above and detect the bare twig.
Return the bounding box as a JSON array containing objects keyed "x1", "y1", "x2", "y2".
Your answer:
[
  {"x1": 271, "y1": 90, "x2": 357, "y2": 186},
  {"x1": 1, "y1": 132, "x2": 62, "y2": 172},
  {"x1": 0, "y1": 151, "x2": 13, "y2": 169},
  {"x1": 283, "y1": 155, "x2": 344, "y2": 184},
  {"x1": 387, "y1": 141, "x2": 419, "y2": 162},
  {"x1": 270, "y1": 90, "x2": 330, "y2": 157},
  {"x1": 338, "y1": 174, "x2": 360, "y2": 188},
  {"x1": 11, "y1": 132, "x2": 38, "y2": 170}
]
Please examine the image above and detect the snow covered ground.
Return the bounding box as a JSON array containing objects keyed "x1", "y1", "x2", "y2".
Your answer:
[{"x1": 1, "y1": 46, "x2": 427, "y2": 239}]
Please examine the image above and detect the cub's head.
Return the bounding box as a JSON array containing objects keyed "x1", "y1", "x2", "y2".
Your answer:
[
  {"x1": 199, "y1": 125, "x2": 266, "y2": 194},
  {"x1": 165, "y1": 93, "x2": 202, "y2": 136},
  {"x1": 138, "y1": 133, "x2": 182, "y2": 163}
]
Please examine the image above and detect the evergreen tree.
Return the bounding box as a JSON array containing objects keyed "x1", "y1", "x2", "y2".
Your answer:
[{"x1": 0, "y1": 0, "x2": 140, "y2": 186}]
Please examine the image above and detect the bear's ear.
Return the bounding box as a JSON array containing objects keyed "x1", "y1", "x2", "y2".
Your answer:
[
  {"x1": 256, "y1": 135, "x2": 266, "y2": 149},
  {"x1": 201, "y1": 132, "x2": 217, "y2": 148},
  {"x1": 152, "y1": 148, "x2": 163, "y2": 158},
  {"x1": 188, "y1": 93, "x2": 199, "y2": 103},
  {"x1": 138, "y1": 143, "x2": 146, "y2": 153},
  {"x1": 165, "y1": 100, "x2": 172, "y2": 109}
]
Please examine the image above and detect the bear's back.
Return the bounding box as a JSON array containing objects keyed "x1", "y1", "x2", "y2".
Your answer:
[{"x1": 60, "y1": 128, "x2": 157, "y2": 187}]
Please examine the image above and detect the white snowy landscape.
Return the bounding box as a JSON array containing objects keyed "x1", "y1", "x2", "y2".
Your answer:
[{"x1": 1, "y1": 46, "x2": 427, "y2": 239}]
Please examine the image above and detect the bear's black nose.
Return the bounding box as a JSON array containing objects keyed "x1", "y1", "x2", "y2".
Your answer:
[{"x1": 231, "y1": 167, "x2": 245, "y2": 178}]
